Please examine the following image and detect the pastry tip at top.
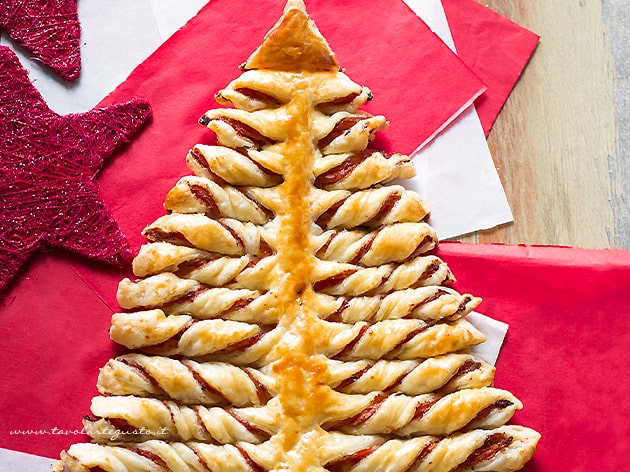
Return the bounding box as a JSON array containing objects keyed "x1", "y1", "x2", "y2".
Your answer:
[
  {"x1": 241, "y1": 0, "x2": 341, "y2": 72},
  {"x1": 283, "y1": 0, "x2": 306, "y2": 12}
]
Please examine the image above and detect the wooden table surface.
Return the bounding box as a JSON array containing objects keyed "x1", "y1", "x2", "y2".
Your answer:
[{"x1": 458, "y1": 1, "x2": 629, "y2": 250}]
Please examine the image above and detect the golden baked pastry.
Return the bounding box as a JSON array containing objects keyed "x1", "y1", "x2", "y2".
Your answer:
[{"x1": 54, "y1": 1, "x2": 540, "y2": 470}]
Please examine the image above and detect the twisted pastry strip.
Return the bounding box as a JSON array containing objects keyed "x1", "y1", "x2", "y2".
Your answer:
[
  {"x1": 56, "y1": 439, "x2": 276, "y2": 472},
  {"x1": 323, "y1": 354, "x2": 495, "y2": 396},
  {"x1": 315, "y1": 89, "x2": 374, "y2": 115},
  {"x1": 159, "y1": 288, "x2": 282, "y2": 325},
  {"x1": 312, "y1": 185, "x2": 430, "y2": 230},
  {"x1": 131, "y1": 242, "x2": 252, "y2": 279},
  {"x1": 118, "y1": 272, "x2": 479, "y2": 324},
  {"x1": 110, "y1": 311, "x2": 484, "y2": 362},
  {"x1": 97, "y1": 354, "x2": 274, "y2": 407},
  {"x1": 117, "y1": 274, "x2": 283, "y2": 324},
  {"x1": 165, "y1": 181, "x2": 302, "y2": 224},
  {"x1": 85, "y1": 388, "x2": 519, "y2": 444},
  {"x1": 314, "y1": 111, "x2": 388, "y2": 155},
  {"x1": 168, "y1": 291, "x2": 282, "y2": 325},
  {"x1": 215, "y1": 69, "x2": 372, "y2": 113},
  {"x1": 312, "y1": 222, "x2": 437, "y2": 266},
  {"x1": 135, "y1": 255, "x2": 280, "y2": 292},
  {"x1": 316, "y1": 288, "x2": 480, "y2": 323},
  {"x1": 313, "y1": 149, "x2": 415, "y2": 191},
  {"x1": 55, "y1": 439, "x2": 283, "y2": 472},
  {"x1": 215, "y1": 71, "x2": 293, "y2": 111},
  {"x1": 125, "y1": 254, "x2": 455, "y2": 299},
  {"x1": 320, "y1": 318, "x2": 485, "y2": 361},
  {"x1": 199, "y1": 108, "x2": 288, "y2": 150},
  {"x1": 131, "y1": 244, "x2": 453, "y2": 297},
  {"x1": 323, "y1": 388, "x2": 521, "y2": 437},
  {"x1": 165, "y1": 176, "x2": 275, "y2": 225},
  {"x1": 134, "y1": 253, "x2": 256, "y2": 289},
  {"x1": 320, "y1": 427, "x2": 541, "y2": 472},
  {"x1": 134, "y1": 222, "x2": 437, "y2": 282},
  {"x1": 97, "y1": 354, "x2": 492, "y2": 408},
  {"x1": 84, "y1": 396, "x2": 276, "y2": 444},
  {"x1": 117, "y1": 272, "x2": 201, "y2": 308},
  {"x1": 131, "y1": 257, "x2": 280, "y2": 293},
  {"x1": 312, "y1": 256, "x2": 455, "y2": 296},
  {"x1": 236, "y1": 186, "x2": 430, "y2": 235},
  {"x1": 187, "y1": 144, "x2": 283, "y2": 187},
  {"x1": 195, "y1": 255, "x2": 280, "y2": 291},
  {"x1": 109, "y1": 310, "x2": 277, "y2": 363},
  {"x1": 55, "y1": 426, "x2": 540, "y2": 472},
  {"x1": 142, "y1": 214, "x2": 273, "y2": 257}
]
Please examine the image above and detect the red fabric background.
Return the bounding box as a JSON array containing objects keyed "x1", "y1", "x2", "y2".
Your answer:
[
  {"x1": 0, "y1": 254, "x2": 120, "y2": 456},
  {"x1": 437, "y1": 243, "x2": 630, "y2": 472},
  {"x1": 441, "y1": 0, "x2": 540, "y2": 135}
]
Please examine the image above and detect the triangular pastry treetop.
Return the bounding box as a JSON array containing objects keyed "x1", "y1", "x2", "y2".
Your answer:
[
  {"x1": 54, "y1": 1, "x2": 540, "y2": 471},
  {"x1": 242, "y1": 0, "x2": 340, "y2": 71}
]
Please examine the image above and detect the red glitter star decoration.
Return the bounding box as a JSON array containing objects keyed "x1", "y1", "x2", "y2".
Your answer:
[
  {"x1": 0, "y1": 0, "x2": 81, "y2": 80},
  {"x1": 0, "y1": 45, "x2": 152, "y2": 292}
]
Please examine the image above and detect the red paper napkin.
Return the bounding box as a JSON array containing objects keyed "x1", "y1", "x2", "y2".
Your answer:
[
  {"x1": 437, "y1": 243, "x2": 630, "y2": 472},
  {"x1": 0, "y1": 253, "x2": 119, "y2": 458},
  {"x1": 442, "y1": 0, "x2": 540, "y2": 135},
  {"x1": 2, "y1": 242, "x2": 629, "y2": 472}
]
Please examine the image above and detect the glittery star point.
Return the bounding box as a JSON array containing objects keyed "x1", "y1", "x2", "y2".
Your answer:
[
  {"x1": 0, "y1": 45, "x2": 152, "y2": 292},
  {"x1": 0, "y1": 0, "x2": 81, "y2": 80}
]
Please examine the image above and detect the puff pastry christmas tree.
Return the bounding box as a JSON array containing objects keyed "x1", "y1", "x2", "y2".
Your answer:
[{"x1": 55, "y1": 1, "x2": 540, "y2": 470}]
